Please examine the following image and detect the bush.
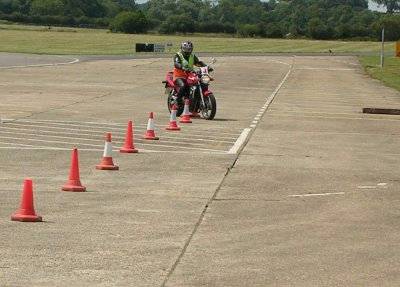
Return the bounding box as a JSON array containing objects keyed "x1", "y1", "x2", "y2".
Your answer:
[
  {"x1": 195, "y1": 21, "x2": 236, "y2": 34},
  {"x1": 237, "y1": 24, "x2": 259, "y2": 37},
  {"x1": 30, "y1": 0, "x2": 64, "y2": 16},
  {"x1": 265, "y1": 23, "x2": 283, "y2": 38},
  {"x1": 110, "y1": 11, "x2": 149, "y2": 34},
  {"x1": 196, "y1": 21, "x2": 224, "y2": 33},
  {"x1": 159, "y1": 15, "x2": 195, "y2": 34},
  {"x1": 307, "y1": 18, "x2": 334, "y2": 40}
]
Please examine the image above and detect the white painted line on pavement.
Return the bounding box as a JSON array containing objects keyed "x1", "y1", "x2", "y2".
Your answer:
[
  {"x1": 0, "y1": 134, "x2": 104, "y2": 148},
  {"x1": 227, "y1": 60, "x2": 294, "y2": 154},
  {"x1": 0, "y1": 141, "x2": 45, "y2": 148},
  {"x1": 269, "y1": 59, "x2": 292, "y2": 66},
  {"x1": 0, "y1": 126, "x2": 232, "y2": 147},
  {"x1": 0, "y1": 118, "x2": 14, "y2": 123},
  {"x1": 0, "y1": 58, "x2": 80, "y2": 69},
  {"x1": 288, "y1": 192, "x2": 345, "y2": 197},
  {"x1": 0, "y1": 146, "x2": 104, "y2": 151},
  {"x1": 13, "y1": 120, "x2": 239, "y2": 140},
  {"x1": 295, "y1": 67, "x2": 356, "y2": 71},
  {"x1": 0, "y1": 134, "x2": 227, "y2": 153},
  {"x1": 6, "y1": 121, "x2": 236, "y2": 143},
  {"x1": 357, "y1": 186, "x2": 377, "y2": 189},
  {"x1": 0, "y1": 146, "x2": 226, "y2": 154},
  {"x1": 228, "y1": 128, "x2": 252, "y2": 154},
  {"x1": 17, "y1": 118, "x2": 241, "y2": 135}
]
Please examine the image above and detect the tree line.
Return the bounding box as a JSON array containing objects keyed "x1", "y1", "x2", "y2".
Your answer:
[{"x1": 0, "y1": 0, "x2": 399, "y2": 40}]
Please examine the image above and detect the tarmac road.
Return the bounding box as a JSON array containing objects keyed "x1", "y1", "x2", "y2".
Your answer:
[{"x1": 0, "y1": 53, "x2": 399, "y2": 286}]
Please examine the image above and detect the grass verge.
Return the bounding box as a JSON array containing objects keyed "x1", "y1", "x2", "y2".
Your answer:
[
  {"x1": 0, "y1": 23, "x2": 395, "y2": 55},
  {"x1": 360, "y1": 56, "x2": 400, "y2": 92}
]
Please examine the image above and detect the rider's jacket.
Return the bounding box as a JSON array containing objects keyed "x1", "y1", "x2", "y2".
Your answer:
[{"x1": 173, "y1": 51, "x2": 203, "y2": 80}]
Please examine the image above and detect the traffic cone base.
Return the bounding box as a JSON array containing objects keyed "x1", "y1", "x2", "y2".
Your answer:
[
  {"x1": 180, "y1": 116, "x2": 192, "y2": 123},
  {"x1": 11, "y1": 214, "x2": 42, "y2": 222},
  {"x1": 143, "y1": 133, "x2": 159, "y2": 140},
  {"x1": 180, "y1": 99, "x2": 192, "y2": 123},
  {"x1": 166, "y1": 126, "x2": 180, "y2": 131},
  {"x1": 96, "y1": 157, "x2": 119, "y2": 170},
  {"x1": 62, "y1": 180, "x2": 86, "y2": 192},
  {"x1": 120, "y1": 147, "x2": 138, "y2": 153},
  {"x1": 11, "y1": 179, "x2": 42, "y2": 222},
  {"x1": 96, "y1": 165, "x2": 119, "y2": 170}
]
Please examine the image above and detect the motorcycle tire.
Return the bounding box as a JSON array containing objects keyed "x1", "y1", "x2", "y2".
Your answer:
[{"x1": 201, "y1": 93, "x2": 217, "y2": 120}]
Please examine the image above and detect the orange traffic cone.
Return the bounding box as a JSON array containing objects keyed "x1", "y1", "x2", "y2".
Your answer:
[
  {"x1": 143, "y1": 112, "x2": 159, "y2": 140},
  {"x1": 120, "y1": 120, "x2": 138, "y2": 153},
  {"x1": 180, "y1": 99, "x2": 192, "y2": 123},
  {"x1": 96, "y1": 132, "x2": 119, "y2": 170},
  {"x1": 11, "y1": 179, "x2": 42, "y2": 222},
  {"x1": 166, "y1": 104, "x2": 181, "y2": 131},
  {"x1": 62, "y1": 148, "x2": 86, "y2": 192}
]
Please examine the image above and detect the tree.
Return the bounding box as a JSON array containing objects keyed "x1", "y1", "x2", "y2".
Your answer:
[
  {"x1": 237, "y1": 23, "x2": 259, "y2": 37},
  {"x1": 62, "y1": 0, "x2": 107, "y2": 18},
  {"x1": 307, "y1": 18, "x2": 334, "y2": 39},
  {"x1": 371, "y1": 0, "x2": 400, "y2": 13},
  {"x1": 110, "y1": 10, "x2": 149, "y2": 33},
  {"x1": 159, "y1": 14, "x2": 195, "y2": 33},
  {"x1": 30, "y1": 0, "x2": 64, "y2": 15},
  {"x1": 373, "y1": 14, "x2": 400, "y2": 40},
  {"x1": 116, "y1": 0, "x2": 136, "y2": 10}
]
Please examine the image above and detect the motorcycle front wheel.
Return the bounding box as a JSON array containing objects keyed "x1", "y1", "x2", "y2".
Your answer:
[{"x1": 200, "y1": 94, "x2": 217, "y2": 120}]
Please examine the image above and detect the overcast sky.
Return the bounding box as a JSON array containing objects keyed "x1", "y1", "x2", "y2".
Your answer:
[{"x1": 369, "y1": 0, "x2": 387, "y2": 11}]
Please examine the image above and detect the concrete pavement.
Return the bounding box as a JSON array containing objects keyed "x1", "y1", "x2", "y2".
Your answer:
[
  {"x1": 166, "y1": 56, "x2": 400, "y2": 286},
  {"x1": 0, "y1": 54, "x2": 399, "y2": 286}
]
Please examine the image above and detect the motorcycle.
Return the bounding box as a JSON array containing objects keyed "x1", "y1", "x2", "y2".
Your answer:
[{"x1": 162, "y1": 58, "x2": 217, "y2": 120}]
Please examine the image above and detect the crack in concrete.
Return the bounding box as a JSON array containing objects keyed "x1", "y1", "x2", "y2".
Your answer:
[{"x1": 160, "y1": 57, "x2": 295, "y2": 287}]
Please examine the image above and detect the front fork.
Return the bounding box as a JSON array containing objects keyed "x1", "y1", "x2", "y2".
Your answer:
[
  {"x1": 198, "y1": 84, "x2": 206, "y2": 108},
  {"x1": 190, "y1": 84, "x2": 206, "y2": 109}
]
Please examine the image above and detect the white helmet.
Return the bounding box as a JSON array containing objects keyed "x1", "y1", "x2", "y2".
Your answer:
[{"x1": 181, "y1": 41, "x2": 193, "y2": 54}]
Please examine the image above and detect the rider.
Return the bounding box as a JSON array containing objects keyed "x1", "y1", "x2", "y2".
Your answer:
[{"x1": 173, "y1": 41, "x2": 207, "y2": 105}]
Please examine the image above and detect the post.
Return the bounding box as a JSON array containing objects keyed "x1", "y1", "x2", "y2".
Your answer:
[
  {"x1": 396, "y1": 40, "x2": 400, "y2": 57},
  {"x1": 380, "y1": 28, "x2": 385, "y2": 68}
]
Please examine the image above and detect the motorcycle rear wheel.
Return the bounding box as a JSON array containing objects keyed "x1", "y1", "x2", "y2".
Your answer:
[{"x1": 201, "y1": 94, "x2": 217, "y2": 120}]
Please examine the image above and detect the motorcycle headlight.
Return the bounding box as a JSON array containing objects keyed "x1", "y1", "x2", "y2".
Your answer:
[{"x1": 201, "y1": 75, "x2": 211, "y2": 84}]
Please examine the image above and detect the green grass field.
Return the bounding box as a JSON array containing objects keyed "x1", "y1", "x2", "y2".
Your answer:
[
  {"x1": 1, "y1": 23, "x2": 399, "y2": 92},
  {"x1": 360, "y1": 56, "x2": 400, "y2": 92},
  {"x1": 0, "y1": 23, "x2": 395, "y2": 55}
]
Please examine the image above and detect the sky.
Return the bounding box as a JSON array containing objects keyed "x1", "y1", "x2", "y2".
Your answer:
[{"x1": 369, "y1": 0, "x2": 387, "y2": 11}]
